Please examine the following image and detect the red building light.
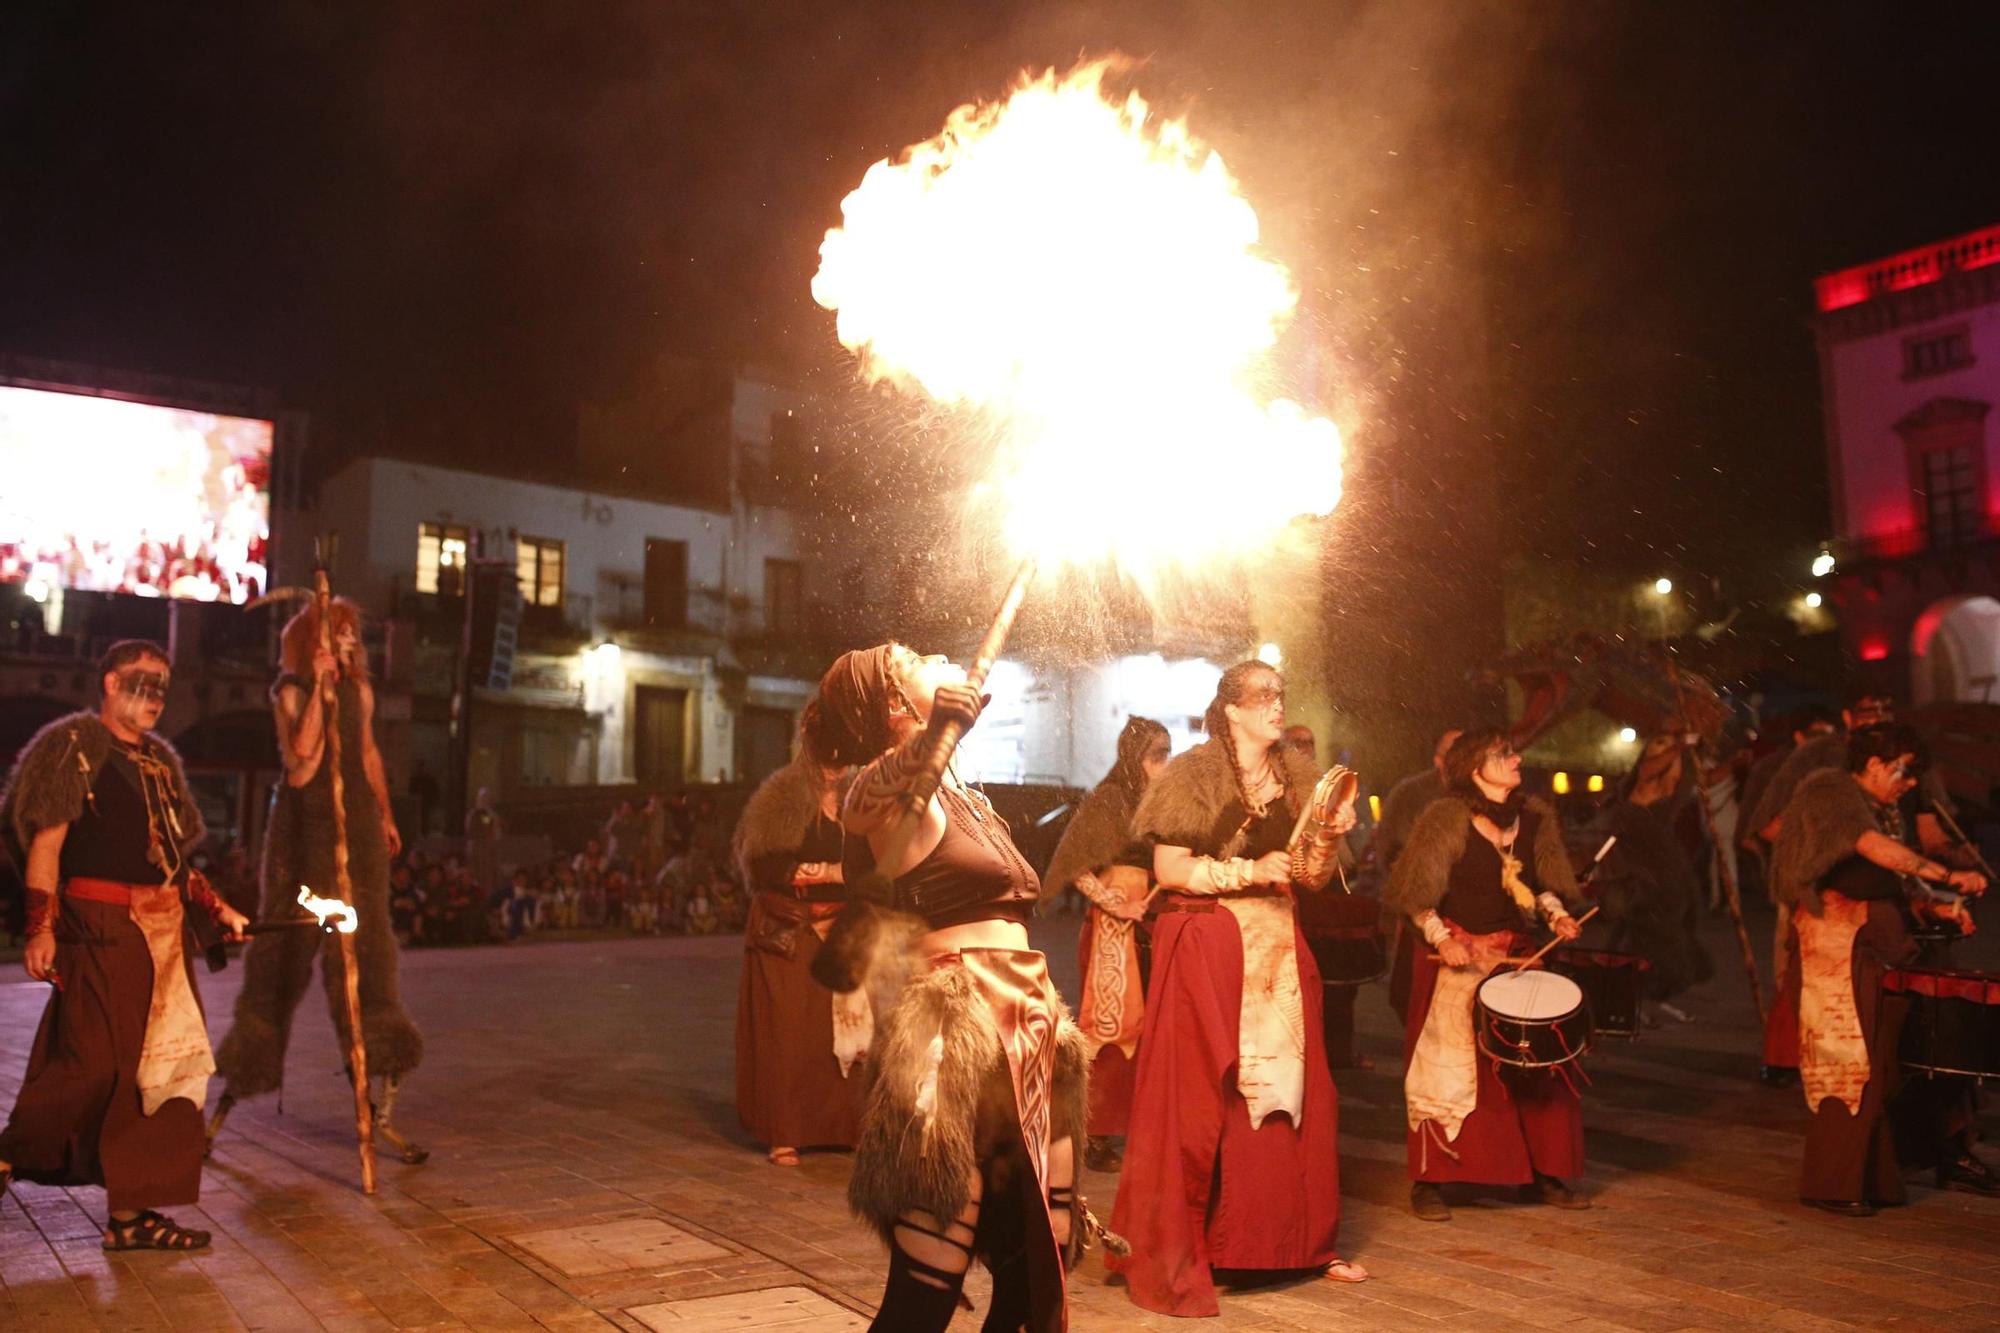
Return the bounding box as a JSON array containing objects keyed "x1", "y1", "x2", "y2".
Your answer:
[
  {"x1": 1816, "y1": 222, "x2": 2000, "y2": 312},
  {"x1": 1859, "y1": 635, "x2": 1892, "y2": 663}
]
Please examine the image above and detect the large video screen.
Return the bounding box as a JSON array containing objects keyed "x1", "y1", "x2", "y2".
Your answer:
[{"x1": 0, "y1": 385, "x2": 272, "y2": 604}]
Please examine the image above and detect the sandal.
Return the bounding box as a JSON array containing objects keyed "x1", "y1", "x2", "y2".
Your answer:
[
  {"x1": 1322, "y1": 1258, "x2": 1370, "y2": 1283},
  {"x1": 766, "y1": 1146, "x2": 801, "y2": 1167},
  {"x1": 102, "y1": 1210, "x2": 211, "y2": 1252}
]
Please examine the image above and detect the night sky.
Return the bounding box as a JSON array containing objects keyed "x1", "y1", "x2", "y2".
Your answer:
[{"x1": 7, "y1": 1, "x2": 2000, "y2": 605}]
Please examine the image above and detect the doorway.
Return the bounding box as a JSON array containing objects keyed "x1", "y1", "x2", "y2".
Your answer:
[{"x1": 635, "y1": 685, "x2": 690, "y2": 785}]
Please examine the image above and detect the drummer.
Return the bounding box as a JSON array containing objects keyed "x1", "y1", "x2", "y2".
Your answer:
[
  {"x1": 1768, "y1": 722, "x2": 1997, "y2": 1214},
  {"x1": 1384, "y1": 728, "x2": 1588, "y2": 1222}
]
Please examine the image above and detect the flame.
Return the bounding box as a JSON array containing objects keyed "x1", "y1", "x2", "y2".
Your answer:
[
  {"x1": 813, "y1": 59, "x2": 1342, "y2": 573},
  {"x1": 297, "y1": 884, "x2": 358, "y2": 934}
]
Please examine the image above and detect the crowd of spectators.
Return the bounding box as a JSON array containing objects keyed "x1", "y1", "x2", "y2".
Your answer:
[{"x1": 389, "y1": 794, "x2": 749, "y2": 947}]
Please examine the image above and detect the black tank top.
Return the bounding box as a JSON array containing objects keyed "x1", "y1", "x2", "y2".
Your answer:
[
  {"x1": 846, "y1": 783, "x2": 1040, "y2": 929},
  {"x1": 1438, "y1": 808, "x2": 1545, "y2": 935},
  {"x1": 62, "y1": 744, "x2": 173, "y2": 885}
]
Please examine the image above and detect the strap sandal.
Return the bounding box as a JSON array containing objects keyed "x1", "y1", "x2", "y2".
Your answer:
[
  {"x1": 1322, "y1": 1257, "x2": 1370, "y2": 1283},
  {"x1": 103, "y1": 1210, "x2": 212, "y2": 1251},
  {"x1": 766, "y1": 1146, "x2": 801, "y2": 1167}
]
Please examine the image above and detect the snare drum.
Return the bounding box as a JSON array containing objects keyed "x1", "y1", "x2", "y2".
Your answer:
[
  {"x1": 1476, "y1": 969, "x2": 1593, "y2": 1069},
  {"x1": 1551, "y1": 948, "x2": 1651, "y2": 1040},
  {"x1": 1884, "y1": 968, "x2": 2000, "y2": 1082}
]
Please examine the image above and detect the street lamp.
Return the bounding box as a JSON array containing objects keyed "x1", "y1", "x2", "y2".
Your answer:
[
  {"x1": 1618, "y1": 726, "x2": 1637, "y2": 744},
  {"x1": 1652, "y1": 577, "x2": 1673, "y2": 596},
  {"x1": 1804, "y1": 591, "x2": 1823, "y2": 610},
  {"x1": 1811, "y1": 548, "x2": 1835, "y2": 578},
  {"x1": 1257, "y1": 642, "x2": 1282, "y2": 667}
]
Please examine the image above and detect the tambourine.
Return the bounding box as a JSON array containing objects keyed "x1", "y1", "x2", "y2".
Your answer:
[{"x1": 1289, "y1": 764, "x2": 1360, "y2": 850}]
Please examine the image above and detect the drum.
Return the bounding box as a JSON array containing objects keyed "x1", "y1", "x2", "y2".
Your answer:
[
  {"x1": 1885, "y1": 968, "x2": 2000, "y2": 1082},
  {"x1": 1476, "y1": 968, "x2": 1593, "y2": 1069},
  {"x1": 1551, "y1": 948, "x2": 1650, "y2": 1040}
]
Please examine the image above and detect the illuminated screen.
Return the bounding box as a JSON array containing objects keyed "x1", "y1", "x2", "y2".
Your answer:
[{"x1": 0, "y1": 385, "x2": 272, "y2": 604}]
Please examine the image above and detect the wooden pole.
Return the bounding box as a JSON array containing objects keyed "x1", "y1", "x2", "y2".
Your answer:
[{"x1": 315, "y1": 563, "x2": 377, "y2": 1195}]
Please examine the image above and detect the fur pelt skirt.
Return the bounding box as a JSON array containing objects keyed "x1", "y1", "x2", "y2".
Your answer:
[
  {"x1": 215, "y1": 779, "x2": 423, "y2": 1099},
  {"x1": 850, "y1": 948, "x2": 1088, "y2": 1332}
]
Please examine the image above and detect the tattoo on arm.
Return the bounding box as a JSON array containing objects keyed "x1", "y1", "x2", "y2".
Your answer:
[{"x1": 841, "y1": 740, "x2": 927, "y2": 836}]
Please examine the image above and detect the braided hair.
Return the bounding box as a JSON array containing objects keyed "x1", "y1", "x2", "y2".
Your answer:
[
  {"x1": 1104, "y1": 715, "x2": 1170, "y2": 804},
  {"x1": 1203, "y1": 660, "x2": 1293, "y2": 815}
]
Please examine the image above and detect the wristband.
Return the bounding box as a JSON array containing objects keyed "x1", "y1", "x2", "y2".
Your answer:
[
  {"x1": 1418, "y1": 910, "x2": 1452, "y2": 948},
  {"x1": 25, "y1": 888, "x2": 57, "y2": 936},
  {"x1": 1536, "y1": 892, "x2": 1567, "y2": 921}
]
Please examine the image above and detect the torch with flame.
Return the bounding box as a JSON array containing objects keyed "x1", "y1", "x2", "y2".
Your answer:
[
  {"x1": 297, "y1": 885, "x2": 358, "y2": 934},
  {"x1": 813, "y1": 58, "x2": 1344, "y2": 801}
]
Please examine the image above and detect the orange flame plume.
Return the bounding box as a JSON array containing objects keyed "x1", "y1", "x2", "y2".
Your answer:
[{"x1": 813, "y1": 58, "x2": 1342, "y2": 575}]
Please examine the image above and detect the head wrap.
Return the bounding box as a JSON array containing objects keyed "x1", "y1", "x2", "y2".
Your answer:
[{"x1": 804, "y1": 644, "x2": 901, "y2": 766}]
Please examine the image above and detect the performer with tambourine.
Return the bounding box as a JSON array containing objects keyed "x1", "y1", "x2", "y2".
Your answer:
[
  {"x1": 1107, "y1": 660, "x2": 1368, "y2": 1319},
  {"x1": 1384, "y1": 727, "x2": 1589, "y2": 1223}
]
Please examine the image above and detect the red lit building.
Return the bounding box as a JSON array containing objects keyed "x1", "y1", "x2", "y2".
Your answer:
[{"x1": 1815, "y1": 222, "x2": 2000, "y2": 704}]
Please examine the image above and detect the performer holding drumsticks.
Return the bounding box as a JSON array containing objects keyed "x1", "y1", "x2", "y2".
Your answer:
[
  {"x1": 1385, "y1": 727, "x2": 1588, "y2": 1223},
  {"x1": 1769, "y1": 723, "x2": 1996, "y2": 1214}
]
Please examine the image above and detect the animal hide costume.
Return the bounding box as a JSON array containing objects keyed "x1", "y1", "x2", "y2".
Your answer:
[
  {"x1": 0, "y1": 712, "x2": 225, "y2": 1214},
  {"x1": 1766, "y1": 767, "x2": 1954, "y2": 1204},
  {"x1": 1041, "y1": 725, "x2": 1158, "y2": 1137},
  {"x1": 214, "y1": 675, "x2": 423, "y2": 1101},
  {"x1": 732, "y1": 757, "x2": 870, "y2": 1150},
  {"x1": 1387, "y1": 793, "x2": 1585, "y2": 1184},
  {"x1": 1107, "y1": 737, "x2": 1350, "y2": 1318}
]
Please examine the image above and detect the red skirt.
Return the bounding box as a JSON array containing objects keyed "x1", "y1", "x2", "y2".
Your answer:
[
  {"x1": 734, "y1": 895, "x2": 862, "y2": 1150},
  {"x1": 1107, "y1": 898, "x2": 1343, "y2": 1318},
  {"x1": 1762, "y1": 911, "x2": 1800, "y2": 1068},
  {"x1": 1404, "y1": 942, "x2": 1584, "y2": 1185}
]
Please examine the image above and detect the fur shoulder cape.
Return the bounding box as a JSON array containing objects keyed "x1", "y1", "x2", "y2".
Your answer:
[
  {"x1": 1130, "y1": 737, "x2": 1320, "y2": 855},
  {"x1": 1, "y1": 711, "x2": 204, "y2": 874},
  {"x1": 732, "y1": 757, "x2": 846, "y2": 890},
  {"x1": 1747, "y1": 731, "x2": 1844, "y2": 834},
  {"x1": 1042, "y1": 777, "x2": 1140, "y2": 901},
  {"x1": 1382, "y1": 793, "x2": 1578, "y2": 918},
  {"x1": 1769, "y1": 767, "x2": 1880, "y2": 914}
]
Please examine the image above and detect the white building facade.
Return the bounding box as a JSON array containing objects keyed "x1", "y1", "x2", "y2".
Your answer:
[{"x1": 1815, "y1": 222, "x2": 2000, "y2": 704}]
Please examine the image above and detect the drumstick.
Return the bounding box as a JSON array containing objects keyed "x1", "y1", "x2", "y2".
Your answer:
[{"x1": 1512, "y1": 905, "x2": 1601, "y2": 973}]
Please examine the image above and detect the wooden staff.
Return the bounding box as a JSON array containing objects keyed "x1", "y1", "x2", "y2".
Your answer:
[
  {"x1": 1662, "y1": 651, "x2": 1765, "y2": 1021},
  {"x1": 314, "y1": 563, "x2": 377, "y2": 1195}
]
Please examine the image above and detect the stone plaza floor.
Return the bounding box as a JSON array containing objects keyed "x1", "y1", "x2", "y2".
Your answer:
[{"x1": 2, "y1": 908, "x2": 1998, "y2": 1330}]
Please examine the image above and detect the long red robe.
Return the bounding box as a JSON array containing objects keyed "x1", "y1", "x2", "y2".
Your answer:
[{"x1": 1107, "y1": 898, "x2": 1343, "y2": 1318}]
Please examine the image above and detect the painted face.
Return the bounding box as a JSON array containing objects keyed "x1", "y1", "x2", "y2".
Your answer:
[
  {"x1": 334, "y1": 621, "x2": 361, "y2": 667},
  {"x1": 1859, "y1": 752, "x2": 1918, "y2": 806},
  {"x1": 1141, "y1": 736, "x2": 1171, "y2": 785},
  {"x1": 891, "y1": 648, "x2": 967, "y2": 723},
  {"x1": 1478, "y1": 741, "x2": 1524, "y2": 792},
  {"x1": 1226, "y1": 671, "x2": 1286, "y2": 748},
  {"x1": 105, "y1": 659, "x2": 170, "y2": 733}
]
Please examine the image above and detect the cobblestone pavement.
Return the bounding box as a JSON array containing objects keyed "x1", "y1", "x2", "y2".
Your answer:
[{"x1": 2, "y1": 907, "x2": 1997, "y2": 1330}]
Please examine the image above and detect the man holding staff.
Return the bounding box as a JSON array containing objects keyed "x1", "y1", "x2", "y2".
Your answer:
[
  {"x1": 211, "y1": 597, "x2": 425, "y2": 1159},
  {"x1": 0, "y1": 640, "x2": 248, "y2": 1250}
]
